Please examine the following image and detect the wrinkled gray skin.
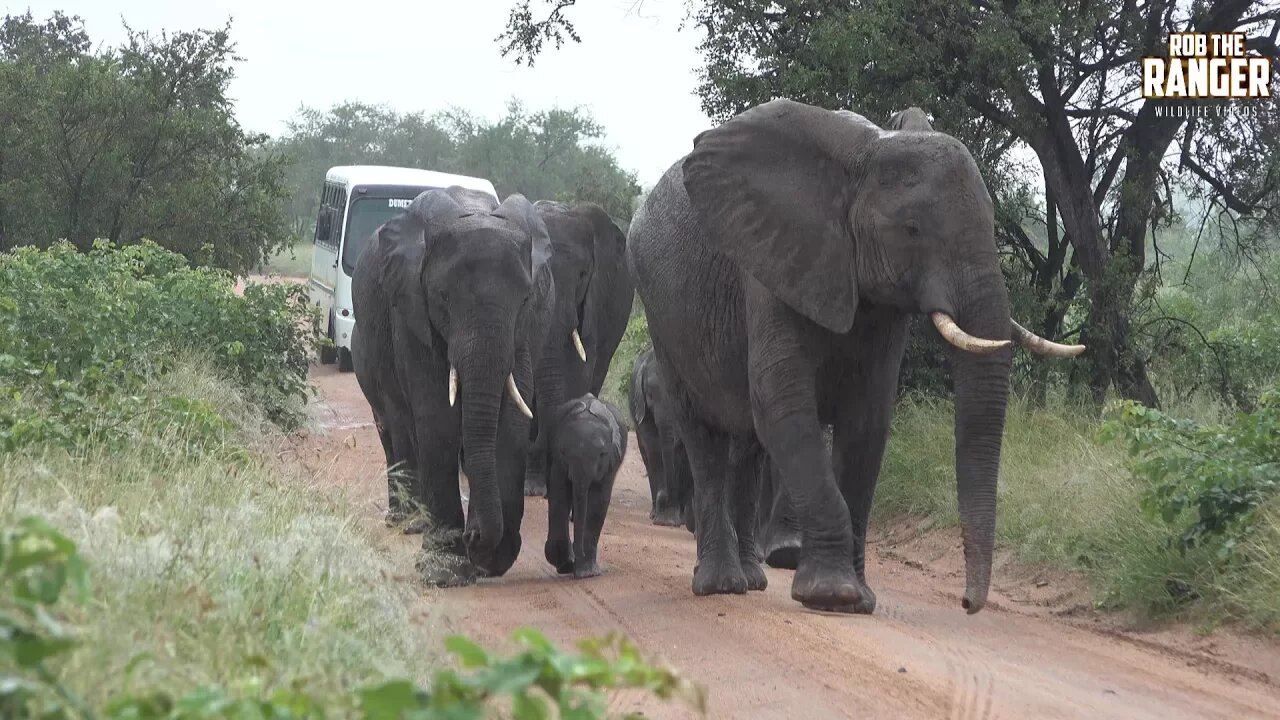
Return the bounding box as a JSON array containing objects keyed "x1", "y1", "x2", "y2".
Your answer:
[
  {"x1": 628, "y1": 99, "x2": 1017, "y2": 614},
  {"x1": 755, "y1": 108, "x2": 934, "y2": 571},
  {"x1": 544, "y1": 394, "x2": 628, "y2": 578},
  {"x1": 629, "y1": 347, "x2": 694, "y2": 528},
  {"x1": 351, "y1": 186, "x2": 554, "y2": 587},
  {"x1": 525, "y1": 201, "x2": 635, "y2": 497}
]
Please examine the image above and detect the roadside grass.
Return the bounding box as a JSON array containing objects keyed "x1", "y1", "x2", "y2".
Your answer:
[
  {"x1": 876, "y1": 394, "x2": 1280, "y2": 633},
  {"x1": 600, "y1": 302, "x2": 649, "y2": 426},
  {"x1": 0, "y1": 361, "x2": 437, "y2": 707},
  {"x1": 259, "y1": 239, "x2": 314, "y2": 278}
]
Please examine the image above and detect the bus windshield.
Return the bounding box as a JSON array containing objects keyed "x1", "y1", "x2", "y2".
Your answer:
[{"x1": 340, "y1": 195, "x2": 423, "y2": 274}]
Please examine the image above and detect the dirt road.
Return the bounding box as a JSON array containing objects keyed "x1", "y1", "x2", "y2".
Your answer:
[{"x1": 300, "y1": 362, "x2": 1280, "y2": 719}]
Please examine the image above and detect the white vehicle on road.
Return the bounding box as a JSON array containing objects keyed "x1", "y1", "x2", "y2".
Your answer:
[{"x1": 308, "y1": 165, "x2": 499, "y2": 371}]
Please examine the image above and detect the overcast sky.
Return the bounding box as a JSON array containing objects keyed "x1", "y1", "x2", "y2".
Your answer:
[{"x1": 10, "y1": 0, "x2": 713, "y2": 186}]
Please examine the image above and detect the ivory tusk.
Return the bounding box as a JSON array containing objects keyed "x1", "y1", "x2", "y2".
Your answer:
[
  {"x1": 930, "y1": 312, "x2": 1013, "y2": 354},
  {"x1": 507, "y1": 374, "x2": 534, "y2": 419},
  {"x1": 448, "y1": 366, "x2": 458, "y2": 407},
  {"x1": 571, "y1": 328, "x2": 587, "y2": 363},
  {"x1": 1011, "y1": 320, "x2": 1086, "y2": 358}
]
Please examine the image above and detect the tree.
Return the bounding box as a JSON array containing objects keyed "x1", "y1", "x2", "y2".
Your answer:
[
  {"x1": 0, "y1": 12, "x2": 291, "y2": 275},
  {"x1": 274, "y1": 100, "x2": 640, "y2": 237},
  {"x1": 501, "y1": 0, "x2": 1280, "y2": 409}
]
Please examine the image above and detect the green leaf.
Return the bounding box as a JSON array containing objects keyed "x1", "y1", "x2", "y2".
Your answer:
[
  {"x1": 512, "y1": 691, "x2": 550, "y2": 720},
  {"x1": 443, "y1": 635, "x2": 491, "y2": 669},
  {"x1": 359, "y1": 679, "x2": 424, "y2": 720}
]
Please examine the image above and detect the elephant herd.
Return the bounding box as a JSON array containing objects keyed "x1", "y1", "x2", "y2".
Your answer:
[{"x1": 350, "y1": 98, "x2": 1086, "y2": 615}]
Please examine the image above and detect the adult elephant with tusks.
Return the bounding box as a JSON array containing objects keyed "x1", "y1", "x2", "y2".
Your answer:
[
  {"x1": 524, "y1": 200, "x2": 634, "y2": 497},
  {"x1": 628, "y1": 99, "x2": 1085, "y2": 614},
  {"x1": 351, "y1": 186, "x2": 554, "y2": 587}
]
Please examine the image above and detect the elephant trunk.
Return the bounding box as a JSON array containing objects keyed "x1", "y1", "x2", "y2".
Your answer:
[
  {"x1": 945, "y1": 278, "x2": 1012, "y2": 614},
  {"x1": 456, "y1": 328, "x2": 514, "y2": 573}
]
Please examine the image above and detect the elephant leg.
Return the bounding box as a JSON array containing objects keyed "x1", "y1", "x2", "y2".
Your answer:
[
  {"x1": 674, "y1": 441, "x2": 696, "y2": 534},
  {"x1": 762, "y1": 459, "x2": 803, "y2": 569},
  {"x1": 652, "y1": 422, "x2": 685, "y2": 527},
  {"x1": 524, "y1": 415, "x2": 549, "y2": 497},
  {"x1": 414, "y1": 413, "x2": 474, "y2": 587},
  {"x1": 731, "y1": 439, "x2": 767, "y2": 591},
  {"x1": 830, "y1": 311, "x2": 910, "y2": 614},
  {"x1": 746, "y1": 299, "x2": 863, "y2": 612},
  {"x1": 635, "y1": 419, "x2": 666, "y2": 522},
  {"x1": 574, "y1": 482, "x2": 610, "y2": 578},
  {"x1": 486, "y1": 355, "x2": 532, "y2": 577},
  {"x1": 674, "y1": 398, "x2": 747, "y2": 595},
  {"x1": 544, "y1": 453, "x2": 574, "y2": 574}
]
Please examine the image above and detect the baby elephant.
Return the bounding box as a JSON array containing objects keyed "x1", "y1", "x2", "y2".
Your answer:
[{"x1": 544, "y1": 394, "x2": 628, "y2": 578}]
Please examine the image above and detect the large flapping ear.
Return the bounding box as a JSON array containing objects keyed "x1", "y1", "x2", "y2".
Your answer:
[
  {"x1": 886, "y1": 106, "x2": 934, "y2": 131},
  {"x1": 579, "y1": 203, "x2": 627, "y2": 346},
  {"x1": 682, "y1": 99, "x2": 883, "y2": 334},
  {"x1": 494, "y1": 193, "x2": 553, "y2": 277}
]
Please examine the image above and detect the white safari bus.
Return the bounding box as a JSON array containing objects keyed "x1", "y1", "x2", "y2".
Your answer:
[{"x1": 308, "y1": 165, "x2": 499, "y2": 371}]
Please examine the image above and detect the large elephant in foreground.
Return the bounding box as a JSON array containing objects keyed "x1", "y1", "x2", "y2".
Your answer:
[
  {"x1": 525, "y1": 200, "x2": 634, "y2": 497},
  {"x1": 627, "y1": 99, "x2": 1083, "y2": 614},
  {"x1": 351, "y1": 186, "x2": 554, "y2": 587}
]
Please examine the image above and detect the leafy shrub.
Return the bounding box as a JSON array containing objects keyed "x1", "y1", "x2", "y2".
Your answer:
[
  {"x1": 1102, "y1": 388, "x2": 1280, "y2": 558},
  {"x1": 0, "y1": 516, "x2": 705, "y2": 719},
  {"x1": 0, "y1": 240, "x2": 320, "y2": 452}
]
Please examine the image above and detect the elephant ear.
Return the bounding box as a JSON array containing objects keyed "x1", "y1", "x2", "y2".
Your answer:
[
  {"x1": 580, "y1": 203, "x2": 628, "y2": 348},
  {"x1": 886, "y1": 106, "x2": 933, "y2": 131},
  {"x1": 682, "y1": 99, "x2": 883, "y2": 334},
  {"x1": 629, "y1": 351, "x2": 649, "y2": 425},
  {"x1": 494, "y1": 193, "x2": 553, "y2": 279}
]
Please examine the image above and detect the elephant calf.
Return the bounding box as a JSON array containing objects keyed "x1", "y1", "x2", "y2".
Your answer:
[
  {"x1": 629, "y1": 347, "x2": 693, "y2": 529},
  {"x1": 544, "y1": 393, "x2": 628, "y2": 578}
]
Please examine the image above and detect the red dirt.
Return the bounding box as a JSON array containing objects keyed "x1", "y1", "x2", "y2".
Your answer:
[{"x1": 295, "y1": 359, "x2": 1280, "y2": 719}]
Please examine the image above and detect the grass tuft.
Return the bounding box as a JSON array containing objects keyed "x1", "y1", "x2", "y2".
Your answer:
[{"x1": 0, "y1": 361, "x2": 436, "y2": 707}]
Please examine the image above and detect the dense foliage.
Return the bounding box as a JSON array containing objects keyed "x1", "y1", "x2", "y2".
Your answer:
[
  {"x1": 272, "y1": 100, "x2": 641, "y2": 241},
  {"x1": 0, "y1": 517, "x2": 705, "y2": 719},
  {"x1": 0, "y1": 12, "x2": 292, "y2": 275},
  {"x1": 0, "y1": 241, "x2": 319, "y2": 451}
]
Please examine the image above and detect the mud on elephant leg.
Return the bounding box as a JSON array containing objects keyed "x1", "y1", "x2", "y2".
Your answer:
[{"x1": 414, "y1": 415, "x2": 475, "y2": 587}]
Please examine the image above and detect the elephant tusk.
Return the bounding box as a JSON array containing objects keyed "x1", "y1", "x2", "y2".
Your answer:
[
  {"x1": 448, "y1": 366, "x2": 458, "y2": 407},
  {"x1": 507, "y1": 374, "x2": 534, "y2": 419},
  {"x1": 571, "y1": 328, "x2": 587, "y2": 363},
  {"x1": 930, "y1": 312, "x2": 1013, "y2": 354},
  {"x1": 1011, "y1": 320, "x2": 1086, "y2": 358}
]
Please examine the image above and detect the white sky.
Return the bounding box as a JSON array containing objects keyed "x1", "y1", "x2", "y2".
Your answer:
[{"x1": 10, "y1": 0, "x2": 712, "y2": 186}]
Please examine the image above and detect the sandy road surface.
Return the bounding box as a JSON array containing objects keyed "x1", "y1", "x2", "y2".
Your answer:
[{"x1": 298, "y1": 361, "x2": 1280, "y2": 719}]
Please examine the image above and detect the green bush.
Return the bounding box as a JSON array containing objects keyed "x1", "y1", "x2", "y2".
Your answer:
[
  {"x1": 600, "y1": 305, "x2": 649, "y2": 428},
  {"x1": 1102, "y1": 388, "x2": 1280, "y2": 559},
  {"x1": 0, "y1": 516, "x2": 706, "y2": 719},
  {"x1": 0, "y1": 240, "x2": 320, "y2": 451}
]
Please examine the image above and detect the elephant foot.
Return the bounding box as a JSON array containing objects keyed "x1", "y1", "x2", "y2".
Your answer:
[
  {"x1": 692, "y1": 558, "x2": 748, "y2": 596},
  {"x1": 740, "y1": 555, "x2": 768, "y2": 592},
  {"x1": 764, "y1": 531, "x2": 802, "y2": 570},
  {"x1": 791, "y1": 558, "x2": 872, "y2": 613},
  {"x1": 573, "y1": 558, "x2": 602, "y2": 579},
  {"x1": 652, "y1": 506, "x2": 685, "y2": 527},
  {"x1": 545, "y1": 540, "x2": 574, "y2": 575},
  {"x1": 415, "y1": 550, "x2": 477, "y2": 588}
]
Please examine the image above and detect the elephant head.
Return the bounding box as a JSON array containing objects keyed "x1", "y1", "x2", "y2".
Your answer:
[
  {"x1": 680, "y1": 99, "x2": 1083, "y2": 613},
  {"x1": 383, "y1": 186, "x2": 551, "y2": 575},
  {"x1": 535, "y1": 201, "x2": 630, "y2": 398}
]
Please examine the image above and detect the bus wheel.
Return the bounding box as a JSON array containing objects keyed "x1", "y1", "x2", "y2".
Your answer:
[
  {"x1": 337, "y1": 347, "x2": 354, "y2": 373},
  {"x1": 319, "y1": 315, "x2": 338, "y2": 365}
]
